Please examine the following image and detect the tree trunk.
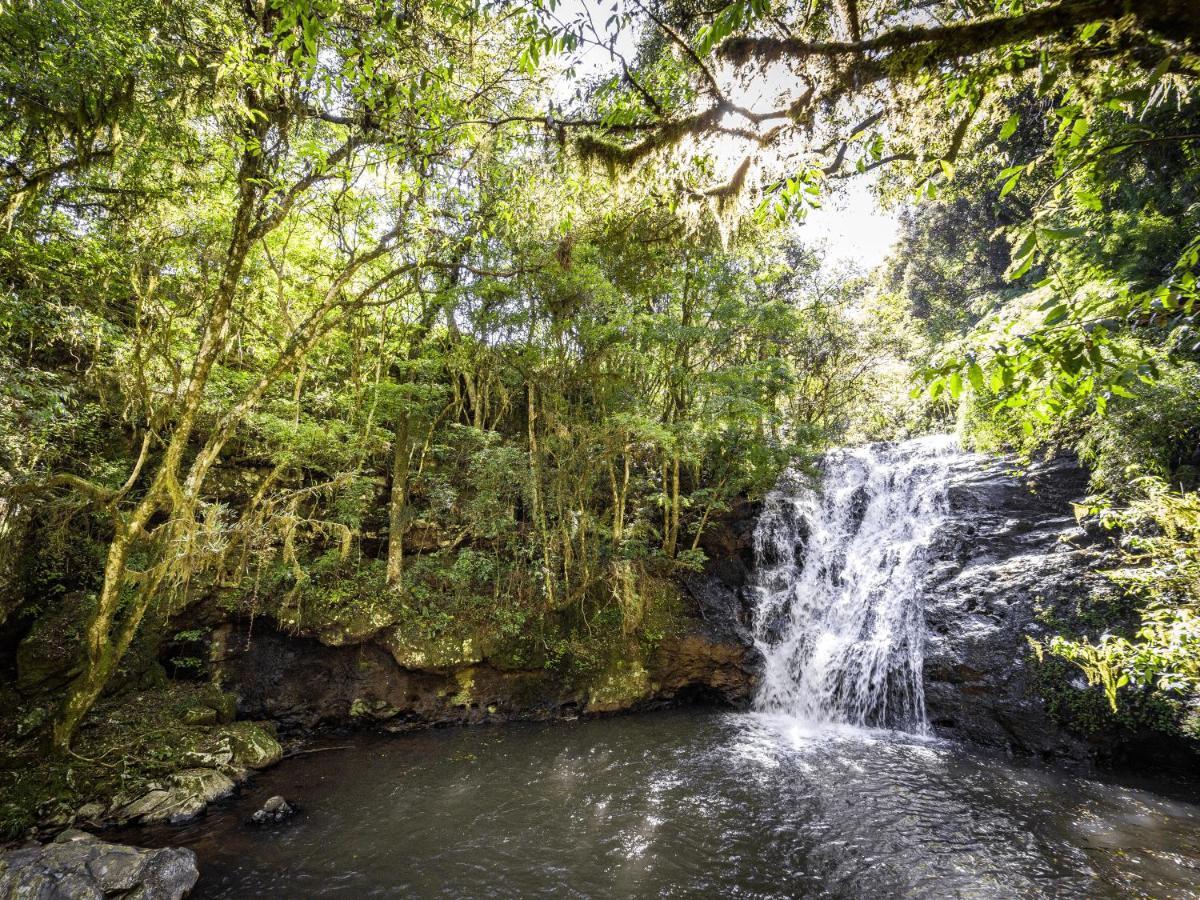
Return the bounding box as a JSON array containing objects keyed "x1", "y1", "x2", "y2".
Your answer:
[
  {"x1": 386, "y1": 410, "x2": 410, "y2": 587},
  {"x1": 52, "y1": 120, "x2": 284, "y2": 750},
  {"x1": 527, "y1": 382, "x2": 555, "y2": 608}
]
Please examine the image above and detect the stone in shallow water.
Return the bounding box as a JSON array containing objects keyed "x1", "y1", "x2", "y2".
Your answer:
[
  {"x1": 219, "y1": 721, "x2": 283, "y2": 769},
  {"x1": 250, "y1": 795, "x2": 296, "y2": 825},
  {"x1": 0, "y1": 830, "x2": 198, "y2": 899}
]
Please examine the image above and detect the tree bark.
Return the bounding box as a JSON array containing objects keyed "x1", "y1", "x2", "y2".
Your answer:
[
  {"x1": 51, "y1": 132, "x2": 266, "y2": 752},
  {"x1": 386, "y1": 411, "x2": 410, "y2": 587}
]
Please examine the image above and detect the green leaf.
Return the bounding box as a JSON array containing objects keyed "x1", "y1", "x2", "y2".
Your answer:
[
  {"x1": 1008, "y1": 252, "x2": 1035, "y2": 281},
  {"x1": 1043, "y1": 304, "x2": 1069, "y2": 325},
  {"x1": 1075, "y1": 189, "x2": 1102, "y2": 211},
  {"x1": 967, "y1": 362, "x2": 984, "y2": 392},
  {"x1": 999, "y1": 173, "x2": 1021, "y2": 199},
  {"x1": 999, "y1": 113, "x2": 1019, "y2": 142},
  {"x1": 1011, "y1": 230, "x2": 1037, "y2": 260},
  {"x1": 1038, "y1": 226, "x2": 1086, "y2": 242}
]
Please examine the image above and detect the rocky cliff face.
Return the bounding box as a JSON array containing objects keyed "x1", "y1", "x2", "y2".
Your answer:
[
  {"x1": 217, "y1": 508, "x2": 762, "y2": 733},
  {"x1": 921, "y1": 454, "x2": 1103, "y2": 759},
  {"x1": 221, "y1": 622, "x2": 757, "y2": 732},
  {"x1": 920, "y1": 452, "x2": 1199, "y2": 767}
]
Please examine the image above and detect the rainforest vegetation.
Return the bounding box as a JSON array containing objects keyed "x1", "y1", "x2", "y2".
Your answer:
[{"x1": 0, "y1": 0, "x2": 1198, "y2": 838}]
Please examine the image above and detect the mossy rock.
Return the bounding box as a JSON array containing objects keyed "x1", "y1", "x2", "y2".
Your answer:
[
  {"x1": 585, "y1": 653, "x2": 651, "y2": 714},
  {"x1": 450, "y1": 669, "x2": 476, "y2": 706},
  {"x1": 349, "y1": 697, "x2": 401, "y2": 720},
  {"x1": 173, "y1": 684, "x2": 237, "y2": 728},
  {"x1": 477, "y1": 630, "x2": 545, "y2": 671},
  {"x1": 182, "y1": 706, "x2": 219, "y2": 726},
  {"x1": 200, "y1": 685, "x2": 237, "y2": 723},
  {"x1": 16, "y1": 593, "x2": 167, "y2": 698},
  {"x1": 311, "y1": 606, "x2": 398, "y2": 646},
  {"x1": 383, "y1": 628, "x2": 482, "y2": 672},
  {"x1": 217, "y1": 722, "x2": 282, "y2": 769},
  {"x1": 118, "y1": 768, "x2": 235, "y2": 825}
]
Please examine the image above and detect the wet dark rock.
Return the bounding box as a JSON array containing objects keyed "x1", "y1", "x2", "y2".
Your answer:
[
  {"x1": 250, "y1": 795, "x2": 295, "y2": 825},
  {"x1": 846, "y1": 484, "x2": 870, "y2": 531},
  {"x1": 687, "y1": 496, "x2": 762, "y2": 656},
  {"x1": 0, "y1": 830, "x2": 198, "y2": 899},
  {"x1": 921, "y1": 452, "x2": 1105, "y2": 760}
]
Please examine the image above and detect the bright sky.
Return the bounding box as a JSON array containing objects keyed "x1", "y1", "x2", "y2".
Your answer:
[
  {"x1": 801, "y1": 177, "x2": 899, "y2": 271},
  {"x1": 549, "y1": 0, "x2": 900, "y2": 271}
]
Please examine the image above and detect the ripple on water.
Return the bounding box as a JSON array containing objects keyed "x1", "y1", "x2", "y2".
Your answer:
[{"x1": 112, "y1": 710, "x2": 1200, "y2": 899}]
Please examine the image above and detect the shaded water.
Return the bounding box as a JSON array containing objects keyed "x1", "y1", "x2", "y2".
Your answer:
[{"x1": 121, "y1": 711, "x2": 1200, "y2": 898}]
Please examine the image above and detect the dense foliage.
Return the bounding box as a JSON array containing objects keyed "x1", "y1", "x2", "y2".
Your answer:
[
  {"x1": 0, "y1": 0, "x2": 892, "y2": 753},
  {"x1": 522, "y1": 0, "x2": 1200, "y2": 732},
  {"x1": 868, "y1": 50, "x2": 1200, "y2": 733},
  {"x1": 0, "y1": 0, "x2": 1197, "y2": 761}
]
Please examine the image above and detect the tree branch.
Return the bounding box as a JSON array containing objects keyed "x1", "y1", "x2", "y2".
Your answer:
[{"x1": 717, "y1": 0, "x2": 1185, "y2": 67}]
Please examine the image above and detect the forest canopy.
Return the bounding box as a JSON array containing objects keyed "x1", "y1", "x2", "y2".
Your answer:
[{"x1": 0, "y1": 0, "x2": 1197, "y2": 757}]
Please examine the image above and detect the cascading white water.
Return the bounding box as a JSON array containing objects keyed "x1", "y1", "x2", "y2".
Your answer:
[{"x1": 750, "y1": 434, "x2": 971, "y2": 732}]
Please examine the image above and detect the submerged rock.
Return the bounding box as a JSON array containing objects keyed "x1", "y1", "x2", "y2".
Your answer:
[{"x1": 0, "y1": 830, "x2": 198, "y2": 899}]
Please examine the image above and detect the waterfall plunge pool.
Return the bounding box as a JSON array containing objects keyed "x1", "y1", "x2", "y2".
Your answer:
[
  {"x1": 117, "y1": 709, "x2": 1200, "y2": 898},
  {"x1": 119, "y1": 439, "x2": 1200, "y2": 897}
]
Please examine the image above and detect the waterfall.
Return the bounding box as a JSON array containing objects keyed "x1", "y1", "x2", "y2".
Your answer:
[{"x1": 750, "y1": 435, "x2": 970, "y2": 732}]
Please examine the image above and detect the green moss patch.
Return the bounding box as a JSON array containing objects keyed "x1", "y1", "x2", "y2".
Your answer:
[{"x1": 0, "y1": 683, "x2": 276, "y2": 840}]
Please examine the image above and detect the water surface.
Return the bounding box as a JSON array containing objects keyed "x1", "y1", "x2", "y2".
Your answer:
[{"x1": 122, "y1": 711, "x2": 1200, "y2": 898}]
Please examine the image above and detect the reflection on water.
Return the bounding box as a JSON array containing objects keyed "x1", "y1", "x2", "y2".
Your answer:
[{"x1": 118, "y1": 711, "x2": 1200, "y2": 899}]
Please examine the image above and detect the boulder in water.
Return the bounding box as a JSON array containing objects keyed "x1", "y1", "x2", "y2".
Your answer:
[{"x1": 250, "y1": 795, "x2": 295, "y2": 825}]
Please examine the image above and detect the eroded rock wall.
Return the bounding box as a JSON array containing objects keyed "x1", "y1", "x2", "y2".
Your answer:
[{"x1": 220, "y1": 614, "x2": 757, "y2": 733}]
